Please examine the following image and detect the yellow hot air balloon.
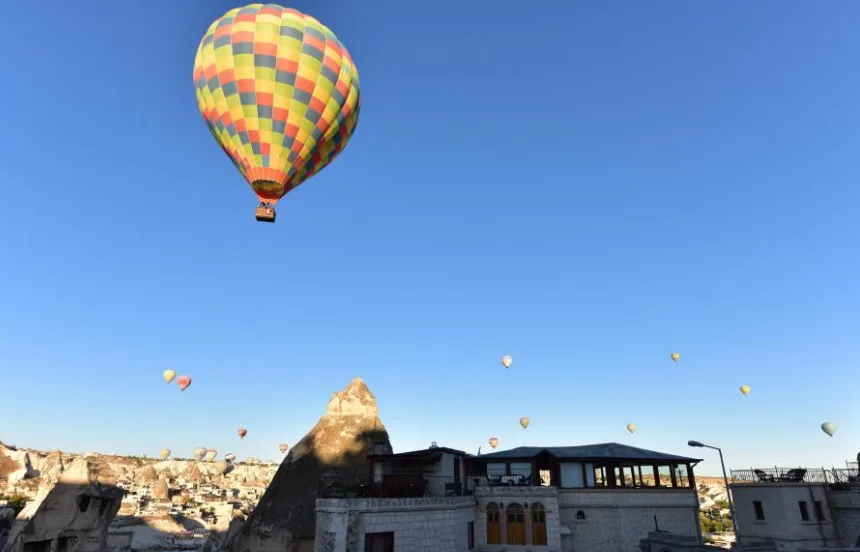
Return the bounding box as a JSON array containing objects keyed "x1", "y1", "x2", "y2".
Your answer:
[
  {"x1": 489, "y1": 437, "x2": 499, "y2": 449},
  {"x1": 627, "y1": 423, "x2": 636, "y2": 434},
  {"x1": 670, "y1": 353, "x2": 680, "y2": 362},
  {"x1": 740, "y1": 385, "x2": 750, "y2": 396},
  {"x1": 163, "y1": 370, "x2": 176, "y2": 383},
  {"x1": 519, "y1": 417, "x2": 530, "y2": 429},
  {"x1": 279, "y1": 443, "x2": 289, "y2": 454},
  {"x1": 160, "y1": 448, "x2": 171, "y2": 460},
  {"x1": 501, "y1": 355, "x2": 513, "y2": 369}
]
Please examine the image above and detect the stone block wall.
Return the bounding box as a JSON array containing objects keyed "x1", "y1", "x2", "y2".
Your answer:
[{"x1": 315, "y1": 496, "x2": 475, "y2": 552}]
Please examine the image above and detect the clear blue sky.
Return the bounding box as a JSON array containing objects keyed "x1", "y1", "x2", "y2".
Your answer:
[{"x1": 1, "y1": 1, "x2": 858, "y2": 476}]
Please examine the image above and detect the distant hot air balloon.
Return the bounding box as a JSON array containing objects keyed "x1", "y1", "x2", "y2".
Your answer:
[
  {"x1": 193, "y1": 447, "x2": 207, "y2": 461},
  {"x1": 278, "y1": 443, "x2": 289, "y2": 454},
  {"x1": 238, "y1": 428, "x2": 247, "y2": 439},
  {"x1": 821, "y1": 422, "x2": 837, "y2": 437},
  {"x1": 193, "y1": 4, "x2": 361, "y2": 223},
  {"x1": 740, "y1": 385, "x2": 751, "y2": 396},
  {"x1": 160, "y1": 448, "x2": 171, "y2": 460},
  {"x1": 177, "y1": 375, "x2": 192, "y2": 391},
  {"x1": 627, "y1": 423, "x2": 636, "y2": 434},
  {"x1": 224, "y1": 453, "x2": 237, "y2": 463},
  {"x1": 489, "y1": 437, "x2": 499, "y2": 449},
  {"x1": 501, "y1": 355, "x2": 513, "y2": 369},
  {"x1": 670, "y1": 353, "x2": 680, "y2": 362},
  {"x1": 520, "y1": 417, "x2": 530, "y2": 429},
  {"x1": 163, "y1": 370, "x2": 176, "y2": 384},
  {"x1": 204, "y1": 449, "x2": 218, "y2": 462}
]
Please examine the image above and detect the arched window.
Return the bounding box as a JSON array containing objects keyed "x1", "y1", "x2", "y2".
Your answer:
[
  {"x1": 506, "y1": 503, "x2": 526, "y2": 545},
  {"x1": 486, "y1": 503, "x2": 501, "y2": 545},
  {"x1": 575, "y1": 510, "x2": 586, "y2": 520},
  {"x1": 531, "y1": 503, "x2": 547, "y2": 545}
]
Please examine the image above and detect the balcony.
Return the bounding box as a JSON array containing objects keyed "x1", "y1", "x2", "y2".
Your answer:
[
  {"x1": 730, "y1": 467, "x2": 860, "y2": 490},
  {"x1": 317, "y1": 474, "x2": 474, "y2": 499}
]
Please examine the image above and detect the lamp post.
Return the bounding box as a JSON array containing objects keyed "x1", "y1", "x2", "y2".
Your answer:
[{"x1": 688, "y1": 440, "x2": 741, "y2": 550}]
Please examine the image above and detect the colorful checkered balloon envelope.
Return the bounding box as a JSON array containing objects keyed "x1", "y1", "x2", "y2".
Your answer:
[{"x1": 193, "y1": 4, "x2": 360, "y2": 206}]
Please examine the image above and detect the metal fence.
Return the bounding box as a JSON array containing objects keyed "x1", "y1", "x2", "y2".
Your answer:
[
  {"x1": 318, "y1": 474, "x2": 472, "y2": 499},
  {"x1": 730, "y1": 467, "x2": 859, "y2": 488}
]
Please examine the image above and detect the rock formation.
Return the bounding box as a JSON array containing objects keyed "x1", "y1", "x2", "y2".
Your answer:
[
  {"x1": 0, "y1": 443, "x2": 37, "y2": 485},
  {"x1": 227, "y1": 377, "x2": 392, "y2": 552}
]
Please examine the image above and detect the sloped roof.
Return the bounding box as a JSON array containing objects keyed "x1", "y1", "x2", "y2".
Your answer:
[{"x1": 474, "y1": 443, "x2": 701, "y2": 463}]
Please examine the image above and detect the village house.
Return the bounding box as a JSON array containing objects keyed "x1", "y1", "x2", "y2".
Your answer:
[
  {"x1": 727, "y1": 457, "x2": 860, "y2": 550},
  {"x1": 314, "y1": 442, "x2": 704, "y2": 552}
]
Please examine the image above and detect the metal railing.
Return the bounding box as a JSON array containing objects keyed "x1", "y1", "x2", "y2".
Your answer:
[
  {"x1": 318, "y1": 474, "x2": 473, "y2": 499},
  {"x1": 730, "y1": 467, "x2": 860, "y2": 488},
  {"x1": 480, "y1": 468, "x2": 540, "y2": 487}
]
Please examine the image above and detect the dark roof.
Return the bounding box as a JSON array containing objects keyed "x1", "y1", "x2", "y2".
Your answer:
[
  {"x1": 472, "y1": 443, "x2": 701, "y2": 463},
  {"x1": 370, "y1": 446, "x2": 467, "y2": 459}
]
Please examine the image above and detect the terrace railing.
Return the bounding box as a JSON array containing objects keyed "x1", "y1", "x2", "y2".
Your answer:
[{"x1": 730, "y1": 467, "x2": 860, "y2": 489}]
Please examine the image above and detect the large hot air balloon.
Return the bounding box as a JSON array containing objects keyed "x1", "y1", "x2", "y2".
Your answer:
[
  {"x1": 177, "y1": 376, "x2": 192, "y2": 391},
  {"x1": 821, "y1": 422, "x2": 837, "y2": 437},
  {"x1": 278, "y1": 443, "x2": 289, "y2": 454},
  {"x1": 205, "y1": 449, "x2": 218, "y2": 462},
  {"x1": 160, "y1": 448, "x2": 171, "y2": 460},
  {"x1": 627, "y1": 423, "x2": 636, "y2": 434},
  {"x1": 224, "y1": 453, "x2": 237, "y2": 463},
  {"x1": 163, "y1": 370, "x2": 176, "y2": 384},
  {"x1": 519, "y1": 417, "x2": 530, "y2": 429},
  {"x1": 193, "y1": 4, "x2": 361, "y2": 223},
  {"x1": 740, "y1": 385, "x2": 751, "y2": 396},
  {"x1": 238, "y1": 428, "x2": 248, "y2": 439},
  {"x1": 670, "y1": 353, "x2": 680, "y2": 362},
  {"x1": 489, "y1": 437, "x2": 499, "y2": 449},
  {"x1": 501, "y1": 355, "x2": 513, "y2": 369},
  {"x1": 193, "y1": 447, "x2": 207, "y2": 461}
]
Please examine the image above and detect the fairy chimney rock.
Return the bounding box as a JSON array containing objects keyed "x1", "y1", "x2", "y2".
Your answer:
[{"x1": 227, "y1": 377, "x2": 391, "y2": 552}]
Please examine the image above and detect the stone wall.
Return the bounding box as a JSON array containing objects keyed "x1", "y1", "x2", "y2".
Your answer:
[
  {"x1": 315, "y1": 497, "x2": 475, "y2": 552},
  {"x1": 474, "y1": 485, "x2": 561, "y2": 551},
  {"x1": 557, "y1": 489, "x2": 700, "y2": 552},
  {"x1": 828, "y1": 490, "x2": 860, "y2": 547}
]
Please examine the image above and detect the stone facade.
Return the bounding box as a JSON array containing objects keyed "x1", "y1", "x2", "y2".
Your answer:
[
  {"x1": 472, "y1": 486, "x2": 699, "y2": 552},
  {"x1": 474, "y1": 486, "x2": 561, "y2": 551},
  {"x1": 824, "y1": 490, "x2": 860, "y2": 548},
  {"x1": 315, "y1": 497, "x2": 475, "y2": 552}
]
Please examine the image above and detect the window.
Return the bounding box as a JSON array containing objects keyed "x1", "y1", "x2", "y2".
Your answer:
[
  {"x1": 77, "y1": 496, "x2": 91, "y2": 512},
  {"x1": 592, "y1": 465, "x2": 606, "y2": 487},
  {"x1": 673, "y1": 464, "x2": 689, "y2": 487},
  {"x1": 753, "y1": 500, "x2": 765, "y2": 521},
  {"x1": 486, "y1": 503, "x2": 501, "y2": 545},
  {"x1": 657, "y1": 465, "x2": 674, "y2": 487},
  {"x1": 575, "y1": 510, "x2": 586, "y2": 520},
  {"x1": 467, "y1": 521, "x2": 474, "y2": 550},
  {"x1": 364, "y1": 531, "x2": 394, "y2": 552},
  {"x1": 814, "y1": 500, "x2": 825, "y2": 521},
  {"x1": 506, "y1": 503, "x2": 526, "y2": 545},
  {"x1": 531, "y1": 503, "x2": 547, "y2": 545},
  {"x1": 798, "y1": 501, "x2": 809, "y2": 521}
]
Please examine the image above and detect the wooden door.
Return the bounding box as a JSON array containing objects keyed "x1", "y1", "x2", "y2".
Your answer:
[
  {"x1": 531, "y1": 503, "x2": 547, "y2": 545},
  {"x1": 486, "y1": 503, "x2": 501, "y2": 544},
  {"x1": 506, "y1": 504, "x2": 526, "y2": 545}
]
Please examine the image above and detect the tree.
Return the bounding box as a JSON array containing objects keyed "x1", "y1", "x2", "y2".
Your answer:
[{"x1": 7, "y1": 494, "x2": 27, "y2": 516}]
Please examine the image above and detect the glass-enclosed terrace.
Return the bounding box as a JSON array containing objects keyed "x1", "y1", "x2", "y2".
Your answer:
[{"x1": 465, "y1": 443, "x2": 701, "y2": 490}]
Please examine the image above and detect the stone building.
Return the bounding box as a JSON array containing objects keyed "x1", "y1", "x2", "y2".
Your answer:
[
  {"x1": 728, "y1": 457, "x2": 860, "y2": 550},
  {"x1": 314, "y1": 442, "x2": 704, "y2": 552}
]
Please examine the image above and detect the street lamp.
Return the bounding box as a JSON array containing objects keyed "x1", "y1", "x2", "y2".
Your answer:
[{"x1": 688, "y1": 440, "x2": 741, "y2": 550}]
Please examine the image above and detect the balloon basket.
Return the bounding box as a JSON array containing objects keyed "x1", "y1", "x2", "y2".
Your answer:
[{"x1": 255, "y1": 203, "x2": 276, "y2": 223}]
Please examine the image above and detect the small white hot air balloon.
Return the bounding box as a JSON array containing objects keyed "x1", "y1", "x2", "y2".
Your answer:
[
  {"x1": 821, "y1": 422, "x2": 837, "y2": 437},
  {"x1": 627, "y1": 423, "x2": 636, "y2": 434},
  {"x1": 501, "y1": 355, "x2": 513, "y2": 369}
]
